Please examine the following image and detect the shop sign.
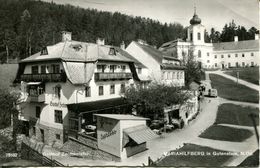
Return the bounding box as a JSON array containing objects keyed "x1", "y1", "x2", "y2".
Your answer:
[{"x1": 50, "y1": 101, "x2": 66, "y2": 108}]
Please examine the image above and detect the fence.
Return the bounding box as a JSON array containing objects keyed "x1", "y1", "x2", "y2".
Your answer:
[{"x1": 21, "y1": 142, "x2": 64, "y2": 166}]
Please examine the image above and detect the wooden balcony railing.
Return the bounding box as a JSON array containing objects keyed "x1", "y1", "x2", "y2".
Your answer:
[
  {"x1": 95, "y1": 72, "x2": 132, "y2": 81},
  {"x1": 29, "y1": 94, "x2": 45, "y2": 103},
  {"x1": 21, "y1": 73, "x2": 66, "y2": 82}
]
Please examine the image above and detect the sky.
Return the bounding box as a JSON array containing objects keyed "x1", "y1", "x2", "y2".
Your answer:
[{"x1": 42, "y1": 0, "x2": 259, "y2": 32}]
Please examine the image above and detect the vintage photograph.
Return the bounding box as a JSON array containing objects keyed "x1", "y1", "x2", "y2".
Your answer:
[{"x1": 0, "y1": 0, "x2": 259, "y2": 167}]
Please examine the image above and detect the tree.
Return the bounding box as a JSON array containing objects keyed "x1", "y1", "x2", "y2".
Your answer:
[
  {"x1": 183, "y1": 47, "x2": 203, "y2": 85},
  {"x1": 124, "y1": 83, "x2": 190, "y2": 119},
  {"x1": 0, "y1": 89, "x2": 20, "y2": 149}
]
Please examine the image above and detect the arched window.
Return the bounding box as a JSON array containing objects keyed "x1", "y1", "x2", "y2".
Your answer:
[
  {"x1": 198, "y1": 32, "x2": 201, "y2": 40},
  {"x1": 198, "y1": 50, "x2": 201, "y2": 58}
]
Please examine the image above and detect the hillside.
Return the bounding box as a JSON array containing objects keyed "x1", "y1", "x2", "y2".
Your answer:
[
  {"x1": 0, "y1": 0, "x2": 186, "y2": 62},
  {"x1": 0, "y1": 64, "x2": 18, "y2": 90}
]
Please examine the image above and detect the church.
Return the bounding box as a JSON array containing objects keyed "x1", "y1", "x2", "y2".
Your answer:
[{"x1": 159, "y1": 9, "x2": 259, "y2": 69}]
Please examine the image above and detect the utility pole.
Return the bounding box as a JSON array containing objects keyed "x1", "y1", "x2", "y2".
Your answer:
[
  {"x1": 236, "y1": 71, "x2": 239, "y2": 84},
  {"x1": 249, "y1": 113, "x2": 259, "y2": 144}
]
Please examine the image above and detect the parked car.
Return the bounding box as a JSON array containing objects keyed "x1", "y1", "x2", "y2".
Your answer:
[
  {"x1": 208, "y1": 89, "x2": 218, "y2": 97},
  {"x1": 149, "y1": 120, "x2": 164, "y2": 130}
]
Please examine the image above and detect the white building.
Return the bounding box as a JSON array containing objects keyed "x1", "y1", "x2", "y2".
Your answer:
[
  {"x1": 126, "y1": 40, "x2": 185, "y2": 87},
  {"x1": 15, "y1": 32, "x2": 147, "y2": 146},
  {"x1": 159, "y1": 11, "x2": 259, "y2": 69}
]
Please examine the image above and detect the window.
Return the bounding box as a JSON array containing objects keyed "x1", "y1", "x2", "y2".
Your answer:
[
  {"x1": 242, "y1": 62, "x2": 245, "y2": 67},
  {"x1": 207, "y1": 52, "x2": 209, "y2": 56},
  {"x1": 221, "y1": 55, "x2": 224, "y2": 58},
  {"x1": 32, "y1": 66, "x2": 39, "y2": 74},
  {"x1": 120, "y1": 84, "x2": 125, "y2": 94},
  {"x1": 52, "y1": 64, "x2": 60, "y2": 73},
  {"x1": 110, "y1": 85, "x2": 115, "y2": 94},
  {"x1": 251, "y1": 62, "x2": 254, "y2": 66},
  {"x1": 110, "y1": 65, "x2": 116, "y2": 73},
  {"x1": 228, "y1": 54, "x2": 230, "y2": 58},
  {"x1": 36, "y1": 106, "x2": 41, "y2": 118},
  {"x1": 56, "y1": 134, "x2": 60, "y2": 140},
  {"x1": 99, "y1": 86, "x2": 104, "y2": 96},
  {"x1": 97, "y1": 65, "x2": 106, "y2": 72},
  {"x1": 197, "y1": 32, "x2": 201, "y2": 40},
  {"x1": 121, "y1": 65, "x2": 126, "y2": 72},
  {"x1": 235, "y1": 54, "x2": 238, "y2": 57},
  {"x1": 172, "y1": 72, "x2": 175, "y2": 79},
  {"x1": 242, "y1": 53, "x2": 245, "y2": 57},
  {"x1": 177, "y1": 72, "x2": 179, "y2": 79},
  {"x1": 109, "y1": 48, "x2": 116, "y2": 55},
  {"x1": 190, "y1": 33, "x2": 193, "y2": 41},
  {"x1": 137, "y1": 68, "x2": 142, "y2": 74},
  {"x1": 236, "y1": 62, "x2": 239, "y2": 67},
  {"x1": 54, "y1": 85, "x2": 61, "y2": 98},
  {"x1": 40, "y1": 65, "x2": 46, "y2": 74},
  {"x1": 198, "y1": 50, "x2": 201, "y2": 58},
  {"x1": 251, "y1": 53, "x2": 254, "y2": 56},
  {"x1": 228, "y1": 63, "x2": 231, "y2": 67},
  {"x1": 85, "y1": 86, "x2": 91, "y2": 97},
  {"x1": 54, "y1": 110, "x2": 63, "y2": 124},
  {"x1": 40, "y1": 47, "x2": 48, "y2": 55},
  {"x1": 215, "y1": 63, "x2": 217, "y2": 67},
  {"x1": 207, "y1": 60, "x2": 210, "y2": 63},
  {"x1": 215, "y1": 55, "x2": 217, "y2": 59}
]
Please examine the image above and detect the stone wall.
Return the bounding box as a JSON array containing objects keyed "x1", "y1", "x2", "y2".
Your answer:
[
  {"x1": 61, "y1": 138, "x2": 120, "y2": 162},
  {"x1": 28, "y1": 121, "x2": 65, "y2": 147}
]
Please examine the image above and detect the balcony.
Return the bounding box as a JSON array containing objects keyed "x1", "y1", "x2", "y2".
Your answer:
[
  {"x1": 21, "y1": 73, "x2": 66, "y2": 82},
  {"x1": 28, "y1": 94, "x2": 45, "y2": 103},
  {"x1": 95, "y1": 72, "x2": 132, "y2": 81}
]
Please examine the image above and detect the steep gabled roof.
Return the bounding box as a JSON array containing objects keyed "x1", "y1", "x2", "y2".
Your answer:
[
  {"x1": 134, "y1": 41, "x2": 180, "y2": 63},
  {"x1": 20, "y1": 41, "x2": 134, "y2": 63},
  {"x1": 213, "y1": 40, "x2": 259, "y2": 51}
]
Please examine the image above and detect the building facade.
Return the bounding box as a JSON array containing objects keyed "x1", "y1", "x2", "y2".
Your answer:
[
  {"x1": 15, "y1": 32, "x2": 146, "y2": 146},
  {"x1": 126, "y1": 40, "x2": 185, "y2": 87},
  {"x1": 159, "y1": 11, "x2": 259, "y2": 69}
]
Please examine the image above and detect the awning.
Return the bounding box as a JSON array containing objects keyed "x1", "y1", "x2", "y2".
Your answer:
[
  {"x1": 123, "y1": 125, "x2": 158, "y2": 144},
  {"x1": 67, "y1": 97, "x2": 128, "y2": 113},
  {"x1": 26, "y1": 82, "x2": 42, "y2": 85}
]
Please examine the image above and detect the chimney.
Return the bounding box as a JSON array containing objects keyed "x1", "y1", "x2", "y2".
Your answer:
[
  {"x1": 255, "y1": 34, "x2": 259, "y2": 40},
  {"x1": 61, "y1": 31, "x2": 72, "y2": 42},
  {"x1": 96, "y1": 38, "x2": 105, "y2": 45},
  {"x1": 234, "y1": 36, "x2": 238, "y2": 42},
  {"x1": 120, "y1": 41, "x2": 125, "y2": 50}
]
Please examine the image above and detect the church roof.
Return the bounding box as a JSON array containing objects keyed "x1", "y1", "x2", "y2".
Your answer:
[
  {"x1": 190, "y1": 13, "x2": 201, "y2": 25},
  {"x1": 213, "y1": 40, "x2": 259, "y2": 51}
]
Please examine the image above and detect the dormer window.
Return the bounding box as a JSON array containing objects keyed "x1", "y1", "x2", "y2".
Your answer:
[
  {"x1": 70, "y1": 44, "x2": 82, "y2": 51},
  {"x1": 109, "y1": 48, "x2": 116, "y2": 55},
  {"x1": 40, "y1": 47, "x2": 48, "y2": 55}
]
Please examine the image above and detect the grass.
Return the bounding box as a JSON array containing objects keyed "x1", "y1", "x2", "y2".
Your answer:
[
  {"x1": 199, "y1": 125, "x2": 253, "y2": 142},
  {"x1": 215, "y1": 103, "x2": 259, "y2": 127},
  {"x1": 238, "y1": 149, "x2": 259, "y2": 167},
  {"x1": 224, "y1": 67, "x2": 259, "y2": 85},
  {"x1": 156, "y1": 143, "x2": 232, "y2": 166},
  {"x1": 209, "y1": 74, "x2": 259, "y2": 103}
]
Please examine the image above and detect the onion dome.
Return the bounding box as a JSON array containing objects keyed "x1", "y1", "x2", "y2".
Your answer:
[{"x1": 190, "y1": 13, "x2": 201, "y2": 25}]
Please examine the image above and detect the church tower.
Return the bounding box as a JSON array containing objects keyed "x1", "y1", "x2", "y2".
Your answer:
[{"x1": 187, "y1": 7, "x2": 205, "y2": 45}]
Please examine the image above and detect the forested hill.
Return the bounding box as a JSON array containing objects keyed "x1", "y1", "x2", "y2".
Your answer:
[
  {"x1": 0, "y1": 0, "x2": 258, "y2": 63},
  {"x1": 0, "y1": 0, "x2": 186, "y2": 62}
]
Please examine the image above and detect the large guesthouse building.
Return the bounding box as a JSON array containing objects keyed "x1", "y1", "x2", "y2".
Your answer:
[{"x1": 15, "y1": 32, "x2": 149, "y2": 146}]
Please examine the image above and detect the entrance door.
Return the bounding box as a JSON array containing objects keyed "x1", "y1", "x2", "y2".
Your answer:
[
  {"x1": 40, "y1": 129, "x2": 44, "y2": 143},
  {"x1": 221, "y1": 64, "x2": 224, "y2": 69}
]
